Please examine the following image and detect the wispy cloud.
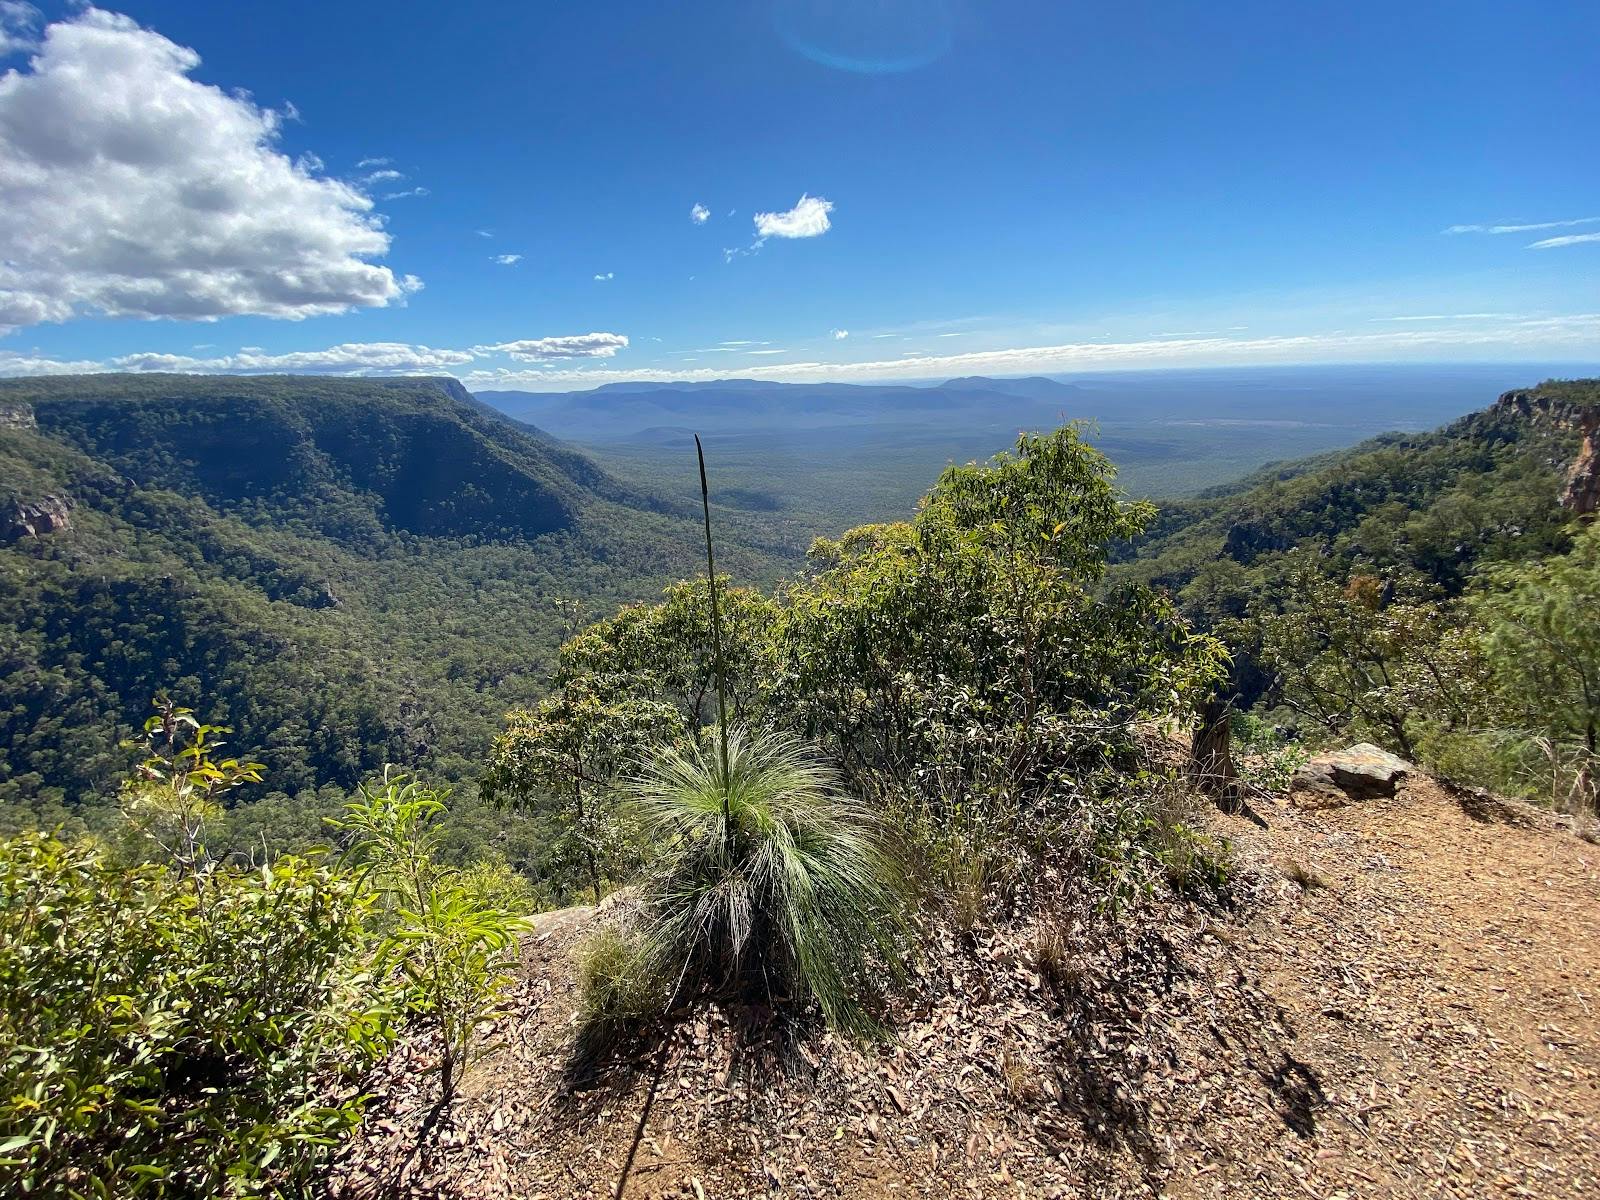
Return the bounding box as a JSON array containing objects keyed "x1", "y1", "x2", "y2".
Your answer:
[
  {"x1": 0, "y1": 3, "x2": 41, "y2": 56},
  {"x1": 356, "y1": 156, "x2": 391, "y2": 169},
  {"x1": 382, "y1": 186, "x2": 429, "y2": 201},
  {"x1": 831, "y1": 329, "x2": 849, "y2": 340},
  {"x1": 690, "y1": 202, "x2": 710, "y2": 224},
  {"x1": 1445, "y1": 216, "x2": 1600, "y2": 235},
  {"x1": 753, "y1": 194, "x2": 833, "y2": 239},
  {"x1": 492, "y1": 254, "x2": 522, "y2": 265},
  {"x1": 724, "y1": 194, "x2": 835, "y2": 262},
  {"x1": 361, "y1": 168, "x2": 404, "y2": 185},
  {"x1": 594, "y1": 271, "x2": 614, "y2": 281},
  {"x1": 1370, "y1": 312, "x2": 1522, "y2": 322},
  {"x1": 1529, "y1": 232, "x2": 1600, "y2": 250}
]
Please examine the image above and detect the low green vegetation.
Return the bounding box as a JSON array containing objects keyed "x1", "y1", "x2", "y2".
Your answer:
[
  {"x1": 0, "y1": 707, "x2": 524, "y2": 1196},
  {"x1": 622, "y1": 728, "x2": 908, "y2": 1038}
]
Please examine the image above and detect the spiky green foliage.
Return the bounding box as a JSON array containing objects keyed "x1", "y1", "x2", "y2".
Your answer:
[{"x1": 626, "y1": 728, "x2": 907, "y2": 1038}]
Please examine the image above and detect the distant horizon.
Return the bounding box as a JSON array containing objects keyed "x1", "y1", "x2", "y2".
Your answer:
[{"x1": 2, "y1": 4, "x2": 1597, "y2": 392}]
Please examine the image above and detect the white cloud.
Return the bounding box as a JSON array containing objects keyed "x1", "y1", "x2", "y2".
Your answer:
[
  {"x1": 0, "y1": 8, "x2": 414, "y2": 334},
  {"x1": 1529, "y1": 232, "x2": 1600, "y2": 250},
  {"x1": 690, "y1": 202, "x2": 709, "y2": 224},
  {"x1": 111, "y1": 342, "x2": 475, "y2": 373},
  {"x1": 382, "y1": 186, "x2": 429, "y2": 200},
  {"x1": 493, "y1": 253, "x2": 522, "y2": 265},
  {"x1": 361, "y1": 167, "x2": 403, "y2": 184},
  {"x1": 830, "y1": 328, "x2": 849, "y2": 340},
  {"x1": 356, "y1": 155, "x2": 390, "y2": 169},
  {"x1": 594, "y1": 271, "x2": 613, "y2": 281},
  {"x1": 0, "y1": 341, "x2": 472, "y2": 377},
  {"x1": 460, "y1": 315, "x2": 1600, "y2": 390},
  {"x1": 476, "y1": 229, "x2": 493, "y2": 238},
  {"x1": 753, "y1": 194, "x2": 833, "y2": 239},
  {"x1": 0, "y1": 2, "x2": 39, "y2": 56},
  {"x1": 0, "y1": 348, "x2": 105, "y2": 376},
  {"x1": 1370, "y1": 313, "x2": 1523, "y2": 322},
  {"x1": 471, "y1": 332, "x2": 629, "y2": 362},
  {"x1": 1445, "y1": 216, "x2": 1600, "y2": 235}
]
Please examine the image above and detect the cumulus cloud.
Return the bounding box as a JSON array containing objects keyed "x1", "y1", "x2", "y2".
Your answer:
[
  {"x1": 830, "y1": 328, "x2": 849, "y2": 340},
  {"x1": 471, "y1": 333, "x2": 629, "y2": 362},
  {"x1": 690, "y1": 202, "x2": 710, "y2": 224},
  {"x1": 0, "y1": 341, "x2": 473, "y2": 377},
  {"x1": 0, "y1": 2, "x2": 39, "y2": 55},
  {"x1": 753, "y1": 194, "x2": 833, "y2": 239},
  {"x1": 493, "y1": 253, "x2": 522, "y2": 265},
  {"x1": 0, "y1": 8, "x2": 414, "y2": 334},
  {"x1": 110, "y1": 342, "x2": 475, "y2": 373}
]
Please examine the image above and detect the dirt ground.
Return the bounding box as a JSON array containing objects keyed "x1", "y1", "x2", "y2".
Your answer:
[{"x1": 331, "y1": 777, "x2": 1599, "y2": 1199}]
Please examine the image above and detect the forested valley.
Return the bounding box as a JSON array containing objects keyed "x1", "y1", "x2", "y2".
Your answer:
[{"x1": 3, "y1": 374, "x2": 1597, "y2": 1197}]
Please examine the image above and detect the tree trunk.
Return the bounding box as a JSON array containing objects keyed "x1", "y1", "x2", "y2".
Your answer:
[{"x1": 1191, "y1": 693, "x2": 1241, "y2": 812}]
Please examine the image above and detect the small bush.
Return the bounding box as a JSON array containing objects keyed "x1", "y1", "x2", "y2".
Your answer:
[
  {"x1": 1032, "y1": 924, "x2": 1078, "y2": 1001},
  {"x1": 0, "y1": 834, "x2": 393, "y2": 1198},
  {"x1": 1231, "y1": 713, "x2": 1310, "y2": 794},
  {"x1": 575, "y1": 925, "x2": 669, "y2": 1035},
  {"x1": 1284, "y1": 860, "x2": 1327, "y2": 891},
  {"x1": 333, "y1": 772, "x2": 531, "y2": 1100}
]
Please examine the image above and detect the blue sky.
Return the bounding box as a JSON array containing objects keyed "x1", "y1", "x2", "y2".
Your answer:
[{"x1": 1, "y1": 0, "x2": 1597, "y2": 389}]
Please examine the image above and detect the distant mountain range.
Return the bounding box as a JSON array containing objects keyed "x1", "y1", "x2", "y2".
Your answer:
[
  {"x1": 476, "y1": 375, "x2": 1087, "y2": 441},
  {"x1": 475, "y1": 365, "x2": 1559, "y2": 445}
]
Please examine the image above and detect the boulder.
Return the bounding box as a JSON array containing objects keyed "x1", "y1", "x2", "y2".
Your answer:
[
  {"x1": 2, "y1": 495, "x2": 73, "y2": 542},
  {"x1": 1292, "y1": 742, "x2": 1412, "y2": 807}
]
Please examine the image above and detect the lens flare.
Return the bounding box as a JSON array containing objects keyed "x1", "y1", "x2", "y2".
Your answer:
[{"x1": 772, "y1": 0, "x2": 957, "y2": 74}]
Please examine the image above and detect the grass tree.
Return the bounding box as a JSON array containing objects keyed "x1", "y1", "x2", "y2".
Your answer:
[
  {"x1": 581, "y1": 436, "x2": 909, "y2": 1038},
  {"x1": 627, "y1": 728, "x2": 906, "y2": 1035}
]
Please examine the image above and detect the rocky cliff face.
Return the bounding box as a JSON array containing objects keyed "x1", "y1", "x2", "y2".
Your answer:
[
  {"x1": 2, "y1": 494, "x2": 73, "y2": 542},
  {"x1": 1495, "y1": 384, "x2": 1600, "y2": 515}
]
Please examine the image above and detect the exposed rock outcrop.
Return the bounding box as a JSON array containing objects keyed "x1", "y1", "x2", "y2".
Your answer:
[
  {"x1": 1495, "y1": 384, "x2": 1600, "y2": 515},
  {"x1": 3, "y1": 495, "x2": 74, "y2": 542},
  {"x1": 1292, "y1": 741, "x2": 1412, "y2": 806},
  {"x1": 0, "y1": 402, "x2": 35, "y2": 430}
]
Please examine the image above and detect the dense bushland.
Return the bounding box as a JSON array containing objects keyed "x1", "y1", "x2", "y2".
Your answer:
[
  {"x1": 1117, "y1": 381, "x2": 1600, "y2": 812},
  {"x1": 0, "y1": 704, "x2": 524, "y2": 1197},
  {"x1": 0, "y1": 375, "x2": 794, "y2": 863}
]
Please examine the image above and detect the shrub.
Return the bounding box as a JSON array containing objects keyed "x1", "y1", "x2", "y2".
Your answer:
[
  {"x1": 332, "y1": 772, "x2": 530, "y2": 1100},
  {"x1": 575, "y1": 925, "x2": 669, "y2": 1036},
  {"x1": 0, "y1": 834, "x2": 393, "y2": 1199},
  {"x1": 624, "y1": 728, "x2": 909, "y2": 1038},
  {"x1": 1231, "y1": 712, "x2": 1310, "y2": 794}
]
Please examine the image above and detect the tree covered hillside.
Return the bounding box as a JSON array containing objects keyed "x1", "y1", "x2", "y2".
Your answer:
[
  {"x1": 0, "y1": 375, "x2": 790, "y2": 843},
  {"x1": 1116, "y1": 379, "x2": 1599, "y2": 806}
]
